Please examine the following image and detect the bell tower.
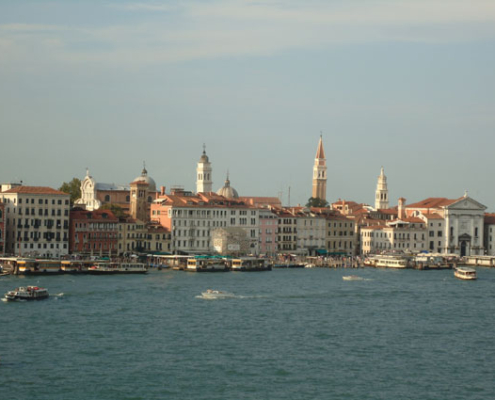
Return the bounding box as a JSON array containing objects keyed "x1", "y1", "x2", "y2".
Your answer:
[
  {"x1": 196, "y1": 144, "x2": 213, "y2": 193},
  {"x1": 375, "y1": 167, "x2": 389, "y2": 210},
  {"x1": 312, "y1": 135, "x2": 327, "y2": 201},
  {"x1": 130, "y1": 179, "x2": 149, "y2": 222}
]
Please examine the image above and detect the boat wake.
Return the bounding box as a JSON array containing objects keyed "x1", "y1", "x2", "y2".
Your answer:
[{"x1": 342, "y1": 276, "x2": 372, "y2": 281}]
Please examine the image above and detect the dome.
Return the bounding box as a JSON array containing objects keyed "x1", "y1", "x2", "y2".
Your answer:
[
  {"x1": 217, "y1": 174, "x2": 239, "y2": 199},
  {"x1": 199, "y1": 150, "x2": 209, "y2": 163},
  {"x1": 133, "y1": 167, "x2": 157, "y2": 192}
]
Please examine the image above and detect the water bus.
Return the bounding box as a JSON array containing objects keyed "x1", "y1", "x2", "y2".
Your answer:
[
  {"x1": 365, "y1": 254, "x2": 409, "y2": 269},
  {"x1": 454, "y1": 267, "x2": 477, "y2": 280},
  {"x1": 88, "y1": 262, "x2": 148, "y2": 274},
  {"x1": 186, "y1": 257, "x2": 229, "y2": 272},
  {"x1": 231, "y1": 257, "x2": 271, "y2": 272}
]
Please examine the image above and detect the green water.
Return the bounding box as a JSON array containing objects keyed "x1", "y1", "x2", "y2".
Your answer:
[{"x1": 1, "y1": 268, "x2": 494, "y2": 400}]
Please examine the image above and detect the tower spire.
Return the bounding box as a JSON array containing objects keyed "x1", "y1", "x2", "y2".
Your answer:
[
  {"x1": 375, "y1": 166, "x2": 389, "y2": 210},
  {"x1": 312, "y1": 135, "x2": 327, "y2": 201},
  {"x1": 196, "y1": 145, "x2": 213, "y2": 193}
]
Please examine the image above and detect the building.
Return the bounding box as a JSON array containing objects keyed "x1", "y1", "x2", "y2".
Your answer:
[
  {"x1": 0, "y1": 200, "x2": 4, "y2": 255},
  {"x1": 312, "y1": 135, "x2": 327, "y2": 201},
  {"x1": 0, "y1": 186, "x2": 70, "y2": 258},
  {"x1": 273, "y1": 208, "x2": 297, "y2": 253},
  {"x1": 292, "y1": 207, "x2": 326, "y2": 256},
  {"x1": 405, "y1": 194, "x2": 486, "y2": 256},
  {"x1": 259, "y1": 208, "x2": 278, "y2": 257},
  {"x1": 151, "y1": 189, "x2": 259, "y2": 255},
  {"x1": 375, "y1": 167, "x2": 389, "y2": 210},
  {"x1": 483, "y1": 214, "x2": 495, "y2": 256},
  {"x1": 196, "y1": 145, "x2": 213, "y2": 193},
  {"x1": 360, "y1": 217, "x2": 427, "y2": 255},
  {"x1": 69, "y1": 208, "x2": 119, "y2": 256},
  {"x1": 216, "y1": 173, "x2": 239, "y2": 199},
  {"x1": 75, "y1": 167, "x2": 157, "y2": 211}
]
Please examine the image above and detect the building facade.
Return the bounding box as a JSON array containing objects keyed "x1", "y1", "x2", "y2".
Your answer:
[
  {"x1": 70, "y1": 209, "x2": 119, "y2": 256},
  {"x1": 0, "y1": 186, "x2": 70, "y2": 258},
  {"x1": 0, "y1": 201, "x2": 4, "y2": 255}
]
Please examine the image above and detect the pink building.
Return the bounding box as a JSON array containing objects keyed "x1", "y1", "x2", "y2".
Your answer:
[{"x1": 259, "y1": 208, "x2": 278, "y2": 256}]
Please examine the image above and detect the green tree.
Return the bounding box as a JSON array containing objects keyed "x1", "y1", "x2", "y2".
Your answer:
[
  {"x1": 100, "y1": 203, "x2": 126, "y2": 218},
  {"x1": 59, "y1": 178, "x2": 81, "y2": 204},
  {"x1": 306, "y1": 197, "x2": 329, "y2": 208}
]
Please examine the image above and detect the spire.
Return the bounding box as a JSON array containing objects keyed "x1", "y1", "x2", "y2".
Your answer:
[
  {"x1": 142, "y1": 161, "x2": 147, "y2": 176},
  {"x1": 315, "y1": 134, "x2": 326, "y2": 160}
]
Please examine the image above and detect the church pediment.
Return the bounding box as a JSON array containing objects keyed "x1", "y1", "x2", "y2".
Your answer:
[
  {"x1": 446, "y1": 196, "x2": 486, "y2": 211},
  {"x1": 458, "y1": 233, "x2": 471, "y2": 241}
]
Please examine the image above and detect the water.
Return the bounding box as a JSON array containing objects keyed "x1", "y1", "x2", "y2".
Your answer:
[{"x1": 1, "y1": 268, "x2": 495, "y2": 400}]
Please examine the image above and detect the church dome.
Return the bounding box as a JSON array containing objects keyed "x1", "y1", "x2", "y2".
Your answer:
[
  {"x1": 133, "y1": 167, "x2": 157, "y2": 192},
  {"x1": 217, "y1": 174, "x2": 239, "y2": 199}
]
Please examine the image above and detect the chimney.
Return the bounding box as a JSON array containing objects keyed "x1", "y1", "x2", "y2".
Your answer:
[
  {"x1": 160, "y1": 186, "x2": 165, "y2": 196},
  {"x1": 398, "y1": 197, "x2": 406, "y2": 220}
]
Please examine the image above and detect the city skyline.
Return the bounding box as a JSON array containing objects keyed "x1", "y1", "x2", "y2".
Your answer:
[{"x1": 1, "y1": 1, "x2": 494, "y2": 210}]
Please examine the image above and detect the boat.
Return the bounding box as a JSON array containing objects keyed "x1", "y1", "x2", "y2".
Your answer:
[
  {"x1": 3, "y1": 286, "x2": 49, "y2": 301},
  {"x1": 367, "y1": 254, "x2": 409, "y2": 269},
  {"x1": 186, "y1": 257, "x2": 228, "y2": 272},
  {"x1": 342, "y1": 275, "x2": 364, "y2": 281},
  {"x1": 201, "y1": 289, "x2": 235, "y2": 299},
  {"x1": 88, "y1": 262, "x2": 148, "y2": 274},
  {"x1": 230, "y1": 258, "x2": 271, "y2": 272},
  {"x1": 304, "y1": 263, "x2": 316, "y2": 268},
  {"x1": 454, "y1": 267, "x2": 477, "y2": 280}
]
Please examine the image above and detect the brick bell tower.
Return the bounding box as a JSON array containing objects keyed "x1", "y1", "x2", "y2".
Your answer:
[{"x1": 312, "y1": 135, "x2": 327, "y2": 201}]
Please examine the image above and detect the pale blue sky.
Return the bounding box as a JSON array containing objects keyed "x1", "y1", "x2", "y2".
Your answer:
[{"x1": 1, "y1": 0, "x2": 494, "y2": 210}]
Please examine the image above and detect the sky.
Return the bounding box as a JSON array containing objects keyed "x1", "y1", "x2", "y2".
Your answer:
[{"x1": 1, "y1": 0, "x2": 495, "y2": 210}]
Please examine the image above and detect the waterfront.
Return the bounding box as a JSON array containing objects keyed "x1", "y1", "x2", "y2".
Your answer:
[{"x1": 1, "y1": 268, "x2": 495, "y2": 400}]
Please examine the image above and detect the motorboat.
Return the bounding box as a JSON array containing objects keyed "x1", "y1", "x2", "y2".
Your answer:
[
  {"x1": 230, "y1": 258, "x2": 271, "y2": 272},
  {"x1": 201, "y1": 289, "x2": 235, "y2": 299},
  {"x1": 3, "y1": 286, "x2": 49, "y2": 301},
  {"x1": 454, "y1": 267, "x2": 477, "y2": 280}
]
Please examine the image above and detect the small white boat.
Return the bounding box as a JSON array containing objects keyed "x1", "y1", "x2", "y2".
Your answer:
[
  {"x1": 201, "y1": 289, "x2": 235, "y2": 299},
  {"x1": 454, "y1": 267, "x2": 477, "y2": 280},
  {"x1": 3, "y1": 286, "x2": 49, "y2": 301},
  {"x1": 342, "y1": 275, "x2": 364, "y2": 281}
]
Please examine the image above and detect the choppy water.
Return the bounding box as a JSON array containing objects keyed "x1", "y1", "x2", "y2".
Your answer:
[{"x1": 1, "y1": 268, "x2": 495, "y2": 400}]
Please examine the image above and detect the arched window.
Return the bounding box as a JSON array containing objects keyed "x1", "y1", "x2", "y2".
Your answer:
[
  {"x1": 104, "y1": 195, "x2": 110, "y2": 202},
  {"x1": 126, "y1": 195, "x2": 130, "y2": 202},
  {"x1": 148, "y1": 196, "x2": 152, "y2": 203}
]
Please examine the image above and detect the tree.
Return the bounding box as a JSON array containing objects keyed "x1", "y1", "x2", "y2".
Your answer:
[
  {"x1": 306, "y1": 197, "x2": 329, "y2": 208},
  {"x1": 100, "y1": 203, "x2": 126, "y2": 218},
  {"x1": 59, "y1": 178, "x2": 81, "y2": 204}
]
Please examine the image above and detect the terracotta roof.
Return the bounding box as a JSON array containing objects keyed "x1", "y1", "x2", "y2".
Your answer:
[
  {"x1": 422, "y1": 212, "x2": 444, "y2": 220},
  {"x1": 2, "y1": 186, "x2": 68, "y2": 196},
  {"x1": 485, "y1": 213, "x2": 495, "y2": 225},
  {"x1": 406, "y1": 197, "x2": 460, "y2": 209}
]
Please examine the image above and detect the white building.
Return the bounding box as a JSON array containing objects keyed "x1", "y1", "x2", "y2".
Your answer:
[
  {"x1": 406, "y1": 194, "x2": 486, "y2": 256},
  {"x1": 151, "y1": 190, "x2": 259, "y2": 255},
  {"x1": 484, "y1": 214, "x2": 495, "y2": 256},
  {"x1": 0, "y1": 186, "x2": 71, "y2": 258}
]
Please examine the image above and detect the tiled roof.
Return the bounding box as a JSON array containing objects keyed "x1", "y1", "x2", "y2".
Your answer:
[
  {"x1": 406, "y1": 197, "x2": 460, "y2": 209},
  {"x1": 2, "y1": 186, "x2": 68, "y2": 196},
  {"x1": 422, "y1": 213, "x2": 444, "y2": 220},
  {"x1": 485, "y1": 213, "x2": 495, "y2": 225}
]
